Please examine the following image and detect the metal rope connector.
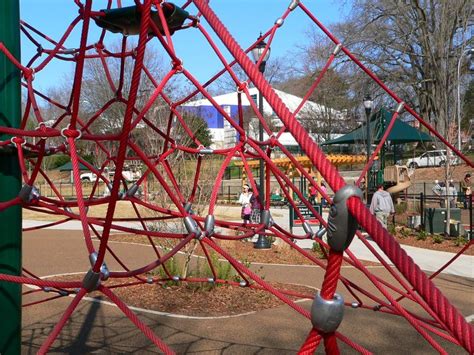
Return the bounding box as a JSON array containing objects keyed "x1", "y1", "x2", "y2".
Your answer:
[
  {"x1": 89, "y1": 251, "x2": 110, "y2": 281},
  {"x1": 19, "y1": 184, "x2": 40, "y2": 204},
  {"x1": 288, "y1": 0, "x2": 300, "y2": 10},
  {"x1": 183, "y1": 215, "x2": 202, "y2": 239},
  {"x1": 183, "y1": 201, "x2": 194, "y2": 215},
  {"x1": 326, "y1": 185, "x2": 363, "y2": 252},
  {"x1": 302, "y1": 221, "x2": 314, "y2": 238},
  {"x1": 198, "y1": 147, "x2": 213, "y2": 155},
  {"x1": 275, "y1": 18, "x2": 284, "y2": 27},
  {"x1": 311, "y1": 292, "x2": 344, "y2": 333},
  {"x1": 204, "y1": 214, "x2": 215, "y2": 237},
  {"x1": 125, "y1": 183, "x2": 140, "y2": 198},
  {"x1": 82, "y1": 269, "x2": 101, "y2": 292}
]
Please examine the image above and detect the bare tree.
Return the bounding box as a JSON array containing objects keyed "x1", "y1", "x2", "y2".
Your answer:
[{"x1": 331, "y1": 0, "x2": 473, "y2": 136}]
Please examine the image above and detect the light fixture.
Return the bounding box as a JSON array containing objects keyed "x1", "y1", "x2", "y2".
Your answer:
[
  {"x1": 363, "y1": 95, "x2": 374, "y2": 114},
  {"x1": 250, "y1": 34, "x2": 271, "y2": 73}
]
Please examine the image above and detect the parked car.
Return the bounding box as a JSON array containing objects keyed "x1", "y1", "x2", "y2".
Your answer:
[
  {"x1": 406, "y1": 150, "x2": 459, "y2": 169},
  {"x1": 80, "y1": 171, "x2": 98, "y2": 182},
  {"x1": 80, "y1": 168, "x2": 140, "y2": 182}
]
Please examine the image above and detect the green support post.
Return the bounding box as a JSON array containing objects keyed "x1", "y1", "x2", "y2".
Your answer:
[{"x1": 0, "y1": 0, "x2": 22, "y2": 353}]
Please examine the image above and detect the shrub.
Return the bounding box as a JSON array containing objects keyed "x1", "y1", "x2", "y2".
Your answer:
[
  {"x1": 416, "y1": 230, "x2": 428, "y2": 241},
  {"x1": 453, "y1": 236, "x2": 468, "y2": 247},
  {"x1": 152, "y1": 256, "x2": 181, "y2": 287},
  {"x1": 398, "y1": 227, "x2": 410, "y2": 239},
  {"x1": 187, "y1": 252, "x2": 236, "y2": 291},
  {"x1": 312, "y1": 242, "x2": 327, "y2": 259},
  {"x1": 432, "y1": 234, "x2": 444, "y2": 244},
  {"x1": 388, "y1": 224, "x2": 396, "y2": 235},
  {"x1": 395, "y1": 202, "x2": 408, "y2": 214}
]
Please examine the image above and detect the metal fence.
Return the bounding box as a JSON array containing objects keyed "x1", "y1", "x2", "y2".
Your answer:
[{"x1": 399, "y1": 192, "x2": 472, "y2": 237}]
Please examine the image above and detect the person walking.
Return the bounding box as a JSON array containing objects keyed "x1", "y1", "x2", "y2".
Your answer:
[
  {"x1": 460, "y1": 173, "x2": 472, "y2": 209},
  {"x1": 238, "y1": 184, "x2": 253, "y2": 224},
  {"x1": 369, "y1": 184, "x2": 395, "y2": 229}
]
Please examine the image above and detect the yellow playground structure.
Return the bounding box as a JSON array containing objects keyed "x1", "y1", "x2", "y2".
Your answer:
[{"x1": 235, "y1": 154, "x2": 412, "y2": 196}]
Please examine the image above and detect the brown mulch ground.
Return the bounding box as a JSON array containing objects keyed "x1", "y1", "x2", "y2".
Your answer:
[
  {"x1": 52, "y1": 274, "x2": 314, "y2": 317},
  {"x1": 106, "y1": 234, "x2": 379, "y2": 266},
  {"x1": 54, "y1": 226, "x2": 473, "y2": 317},
  {"x1": 391, "y1": 226, "x2": 473, "y2": 255}
]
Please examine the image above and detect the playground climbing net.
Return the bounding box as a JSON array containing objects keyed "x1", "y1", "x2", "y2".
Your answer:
[{"x1": 0, "y1": 1, "x2": 473, "y2": 353}]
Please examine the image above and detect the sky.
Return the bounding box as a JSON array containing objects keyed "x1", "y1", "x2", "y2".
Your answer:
[{"x1": 18, "y1": 0, "x2": 351, "y2": 93}]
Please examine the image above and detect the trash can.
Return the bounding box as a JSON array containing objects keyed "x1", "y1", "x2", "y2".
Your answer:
[{"x1": 449, "y1": 220, "x2": 461, "y2": 238}]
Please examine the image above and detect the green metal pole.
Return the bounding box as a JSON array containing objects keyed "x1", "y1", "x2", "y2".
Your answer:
[{"x1": 0, "y1": 0, "x2": 22, "y2": 353}]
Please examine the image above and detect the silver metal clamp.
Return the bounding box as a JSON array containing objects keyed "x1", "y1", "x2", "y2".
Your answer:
[
  {"x1": 311, "y1": 292, "x2": 345, "y2": 334},
  {"x1": 326, "y1": 185, "x2": 363, "y2": 252}
]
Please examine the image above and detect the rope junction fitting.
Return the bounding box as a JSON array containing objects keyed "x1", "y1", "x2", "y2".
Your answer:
[{"x1": 326, "y1": 185, "x2": 363, "y2": 252}]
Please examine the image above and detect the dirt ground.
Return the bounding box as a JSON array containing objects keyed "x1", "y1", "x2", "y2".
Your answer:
[{"x1": 412, "y1": 163, "x2": 472, "y2": 181}]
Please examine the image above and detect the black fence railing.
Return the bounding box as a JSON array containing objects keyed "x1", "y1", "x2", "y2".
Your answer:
[{"x1": 399, "y1": 192, "x2": 472, "y2": 238}]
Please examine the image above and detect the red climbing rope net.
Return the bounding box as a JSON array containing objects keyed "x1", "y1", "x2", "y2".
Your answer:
[{"x1": 0, "y1": 1, "x2": 473, "y2": 353}]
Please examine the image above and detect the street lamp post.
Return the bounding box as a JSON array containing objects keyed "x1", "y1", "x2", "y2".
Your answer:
[
  {"x1": 457, "y1": 48, "x2": 474, "y2": 151},
  {"x1": 251, "y1": 34, "x2": 271, "y2": 249},
  {"x1": 363, "y1": 95, "x2": 374, "y2": 202}
]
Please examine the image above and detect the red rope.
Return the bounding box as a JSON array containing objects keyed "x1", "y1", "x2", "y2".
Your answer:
[{"x1": 193, "y1": 1, "x2": 473, "y2": 352}]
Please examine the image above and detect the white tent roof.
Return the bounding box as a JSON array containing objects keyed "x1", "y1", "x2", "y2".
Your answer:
[{"x1": 183, "y1": 87, "x2": 336, "y2": 118}]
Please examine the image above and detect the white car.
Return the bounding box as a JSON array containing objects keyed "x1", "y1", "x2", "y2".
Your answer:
[
  {"x1": 80, "y1": 169, "x2": 140, "y2": 182},
  {"x1": 79, "y1": 171, "x2": 98, "y2": 182},
  {"x1": 406, "y1": 150, "x2": 459, "y2": 169}
]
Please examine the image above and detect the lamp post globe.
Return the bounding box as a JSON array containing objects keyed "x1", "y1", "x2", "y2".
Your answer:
[
  {"x1": 363, "y1": 95, "x2": 374, "y2": 117},
  {"x1": 251, "y1": 34, "x2": 271, "y2": 73},
  {"x1": 363, "y1": 95, "x2": 373, "y2": 202},
  {"x1": 251, "y1": 34, "x2": 271, "y2": 249}
]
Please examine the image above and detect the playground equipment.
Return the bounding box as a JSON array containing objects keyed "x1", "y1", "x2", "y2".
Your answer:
[
  {"x1": 384, "y1": 165, "x2": 412, "y2": 194},
  {"x1": 0, "y1": 1, "x2": 473, "y2": 354}
]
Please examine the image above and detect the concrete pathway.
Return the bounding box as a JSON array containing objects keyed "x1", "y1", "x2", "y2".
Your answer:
[{"x1": 24, "y1": 204, "x2": 473, "y2": 279}]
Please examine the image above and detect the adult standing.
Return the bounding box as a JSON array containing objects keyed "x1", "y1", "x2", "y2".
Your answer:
[
  {"x1": 432, "y1": 181, "x2": 457, "y2": 208},
  {"x1": 238, "y1": 184, "x2": 253, "y2": 224},
  {"x1": 369, "y1": 184, "x2": 395, "y2": 229},
  {"x1": 460, "y1": 173, "x2": 472, "y2": 209}
]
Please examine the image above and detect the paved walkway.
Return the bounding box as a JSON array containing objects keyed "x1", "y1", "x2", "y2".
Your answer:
[
  {"x1": 21, "y1": 229, "x2": 473, "y2": 354},
  {"x1": 24, "y1": 204, "x2": 474, "y2": 279}
]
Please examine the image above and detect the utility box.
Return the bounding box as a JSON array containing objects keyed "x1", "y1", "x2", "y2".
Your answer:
[{"x1": 424, "y1": 208, "x2": 461, "y2": 235}]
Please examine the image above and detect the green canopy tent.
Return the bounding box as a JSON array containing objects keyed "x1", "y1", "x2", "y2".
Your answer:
[
  {"x1": 322, "y1": 108, "x2": 434, "y2": 189},
  {"x1": 56, "y1": 161, "x2": 92, "y2": 183},
  {"x1": 57, "y1": 161, "x2": 90, "y2": 171},
  {"x1": 322, "y1": 108, "x2": 433, "y2": 146}
]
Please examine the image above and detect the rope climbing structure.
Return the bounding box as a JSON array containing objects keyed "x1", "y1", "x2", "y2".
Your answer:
[{"x1": 0, "y1": 0, "x2": 472, "y2": 353}]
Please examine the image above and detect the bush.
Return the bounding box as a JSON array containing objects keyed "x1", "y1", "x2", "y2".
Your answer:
[
  {"x1": 188, "y1": 252, "x2": 236, "y2": 291},
  {"x1": 395, "y1": 202, "x2": 408, "y2": 214},
  {"x1": 453, "y1": 236, "x2": 468, "y2": 247},
  {"x1": 312, "y1": 242, "x2": 327, "y2": 259},
  {"x1": 432, "y1": 234, "x2": 444, "y2": 244},
  {"x1": 153, "y1": 256, "x2": 181, "y2": 287},
  {"x1": 416, "y1": 230, "x2": 428, "y2": 241},
  {"x1": 398, "y1": 227, "x2": 410, "y2": 239},
  {"x1": 388, "y1": 224, "x2": 396, "y2": 235}
]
